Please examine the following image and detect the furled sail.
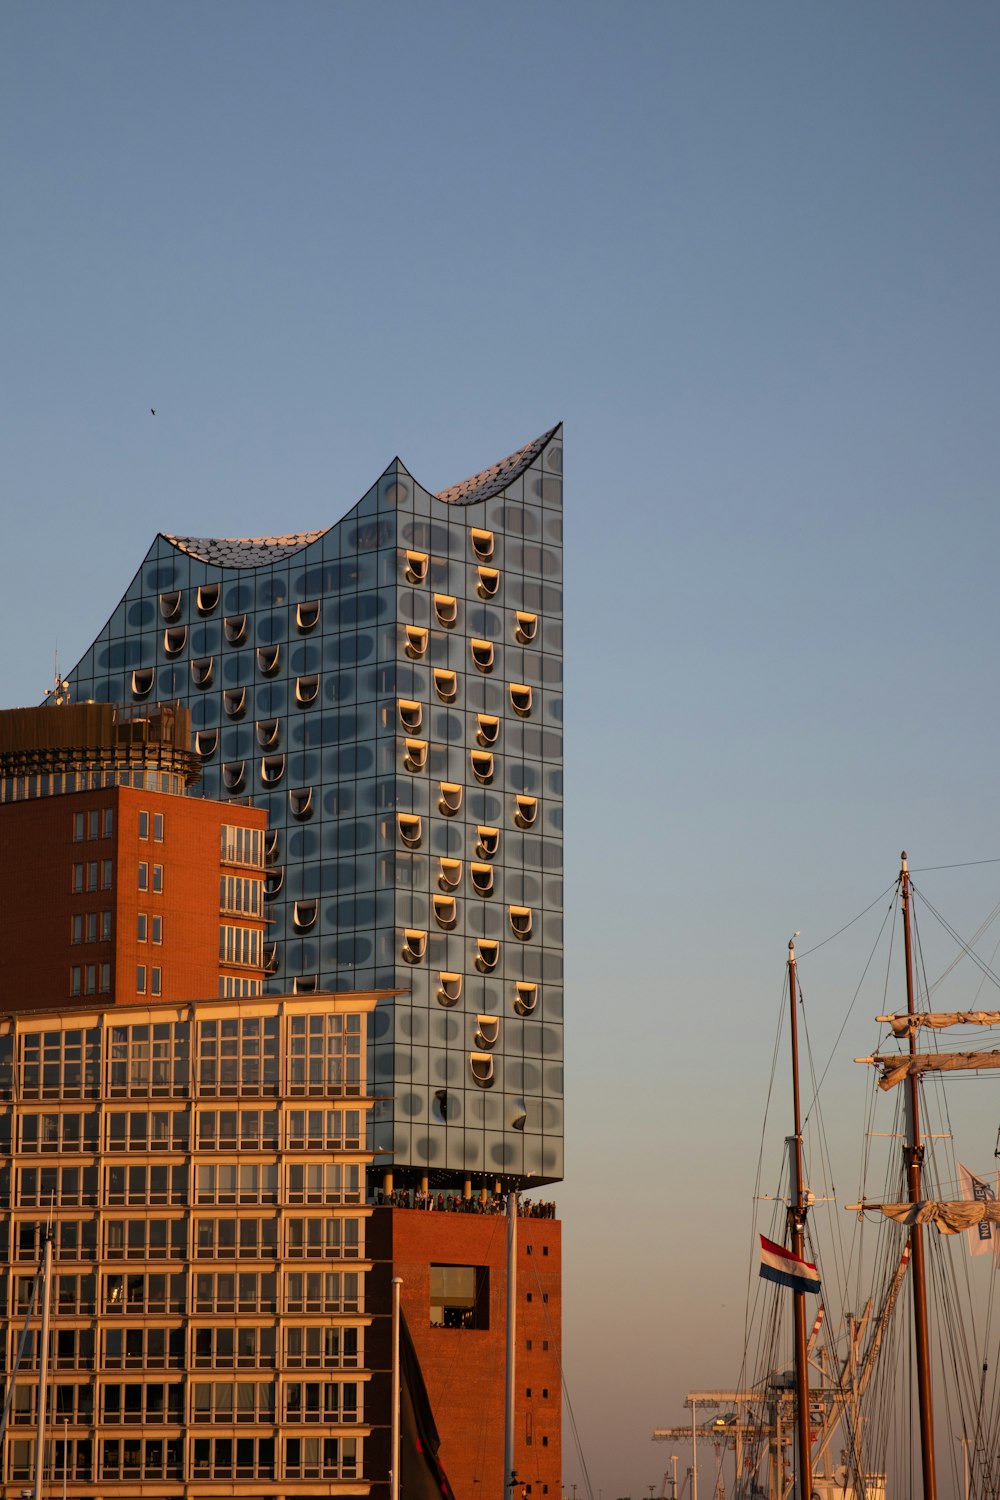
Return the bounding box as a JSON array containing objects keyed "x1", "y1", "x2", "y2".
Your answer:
[
  {"x1": 858, "y1": 1049, "x2": 1000, "y2": 1090},
  {"x1": 877, "y1": 1010, "x2": 1000, "y2": 1037},
  {"x1": 875, "y1": 1200, "x2": 1000, "y2": 1235}
]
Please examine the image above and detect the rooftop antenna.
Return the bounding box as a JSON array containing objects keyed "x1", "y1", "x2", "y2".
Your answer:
[{"x1": 48, "y1": 648, "x2": 70, "y2": 705}]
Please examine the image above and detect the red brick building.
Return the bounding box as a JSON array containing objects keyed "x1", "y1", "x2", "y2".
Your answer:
[
  {"x1": 0, "y1": 703, "x2": 266, "y2": 1009},
  {"x1": 369, "y1": 1206, "x2": 561, "y2": 1500}
]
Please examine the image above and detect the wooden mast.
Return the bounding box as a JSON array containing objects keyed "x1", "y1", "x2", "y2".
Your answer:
[
  {"x1": 786, "y1": 939, "x2": 813, "y2": 1500},
  {"x1": 900, "y1": 851, "x2": 937, "y2": 1500}
]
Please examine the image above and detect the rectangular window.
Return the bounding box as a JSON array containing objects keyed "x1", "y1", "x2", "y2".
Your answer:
[
  {"x1": 288, "y1": 1013, "x2": 362, "y2": 1096},
  {"x1": 220, "y1": 824, "x2": 264, "y2": 868},
  {"x1": 139, "y1": 812, "x2": 149, "y2": 840},
  {"x1": 150, "y1": 968, "x2": 161, "y2": 997},
  {"x1": 137, "y1": 914, "x2": 147, "y2": 943},
  {"x1": 84, "y1": 965, "x2": 97, "y2": 995},
  {"x1": 100, "y1": 963, "x2": 111, "y2": 994},
  {"x1": 88, "y1": 810, "x2": 99, "y2": 839},
  {"x1": 152, "y1": 864, "x2": 163, "y2": 893},
  {"x1": 71, "y1": 915, "x2": 83, "y2": 945},
  {"x1": 430, "y1": 1264, "x2": 489, "y2": 1329},
  {"x1": 103, "y1": 807, "x2": 114, "y2": 838},
  {"x1": 151, "y1": 915, "x2": 162, "y2": 944},
  {"x1": 219, "y1": 925, "x2": 263, "y2": 968},
  {"x1": 138, "y1": 864, "x2": 148, "y2": 892},
  {"x1": 73, "y1": 813, "x2": 85, "y2": 842},
  {"x1": 101, "y1": 859, "x2": 112, "y2": 889},
  {"x1": 70, "y1": 967, "x2": 82, "y2": 996},
  {"x1": 136, "y1": 966, "x2": 146, "y2": 996},
  {"x1": 86, "y1": 862, "x2": 98, "y2": 891},
  {"x1": 154, "y1": 813, "x2": 164, "y2": 842},
  {"x1": 72, "y1": 864, "x2": 83, "y2": 893},
  {"x1": 101, "y1": 910, "x2": 112, "y2": 942},
  {"x1": 86, "y1": 913, "x2": 98, "y2": 944},
  {"x1": 219, "y1": 875, "x2": 264, "y2": 916}
]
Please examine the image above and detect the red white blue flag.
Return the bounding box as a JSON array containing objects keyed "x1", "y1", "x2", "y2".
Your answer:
[{"x1": 759, "y1": 1234, "x2": 821, "y2": 1294}]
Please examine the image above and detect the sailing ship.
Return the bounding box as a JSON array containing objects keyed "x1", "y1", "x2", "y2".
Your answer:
[{"x1": 656, "y1": 852, "x2": 1000, "y2": 1500}]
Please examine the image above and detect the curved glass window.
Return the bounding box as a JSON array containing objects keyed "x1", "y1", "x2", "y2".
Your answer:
[
  {"x1": 295, "y1": 675, "x2": 319, "y2": 706},
  {"x1": 477, "y1": 566, "x2": 500, "y2": 599},
  {"x1": 223, "y1": 688, "x2": 246, "y2": 719},
  {"x1": 470, "y1": 863, "x2": 494, "y2": 897},
  {"x1": 470, "y1": 750, "x2": 494, "y2": 784},
  {"x1": 434, "y1": 594, "x2": 458, "y2": 627},
  {"x1": 509, "y1": 905, "x2": 533, "y2": 940},
  {"x1": 433, "y1": 670, "x2": 457, "y2": 704},
  {"x1": 438, "y1": 859, "x2": 462, "y2": 891},
  {"x1": 471, "y1": 639, "x2": 494, "y2": 673},
  {"x1": 197, "y1": 584, "x2": 220, "y2": 615},
  {"x1": 296, "y1": 600, "x2": 321, "y2": 633},
  {"x1": 195, "y1": 729, "x2": 218, "y2": 758},
  {"x1": 437, "y1": 972, "x2": 462, "y2": 1006},
  {"x1": 402, "y1": 929, "x2": 426, "y2": 964},
  {"x1": 403, "y1": 738, "x2": 427, "y2": 772},
  {"x1": 475, "y1": 1015, "x2": 500, "y2": 1046},
  {"x1": 289, "y1": 787, "x2": 313, "y2": 819},
  {"x1": 433, "y1": 895, "x2": 457, "y2": 930},
  {"x1": 264, "y1": 867, "x2": 284, "y2": 898},
  {"x1": 476, "y1": 715, "x2": 500, "y2": 746},
  {"x1": 404, "y1": 626, "x2": 428, "y2": 660},
  {"x1": 514, "y1": 795, "x2": 538, "y2": 829},
  {"x1": 159, "y1": 591, "x2": 182, "y2": 621},
  {"x1": 397, "y1": 814, "x2": 422, "y2": 848},
  {"x1": 225, "y1": 615, "x2": 247, "y2": 645},
  {"x1": 476, "y1": 826, "x2": 500, "y2": 858},
  {"x1": 223, "y1": 762, "x2": 246, "y2": 792},
  {"x1": 509, "y1": 683, "x2": 533, "y2": 716},
  {"x1": 438, "y1": 783, "x2": 463, "y2": 816},
  {"x1": 514, "y1": 611, "x2": 538, "y2": 644},
  {"x1": 404, "y1": 550, "x2": 428, "y2": 584},
  {"x1": 398, "y1": 699, "x2": 422, "y2": 732},
  {"x1": 164, "y1": 626, "x2": 187, "y2": 656},
  {"x1": 256, "y1": 719, "x2": 280, "y2": 748},
  {"x1": 475, "y1": 939, "x2": 500, "y2": 972},
  {"x1": 264, "y1": 943, "x2": 279, "y2": 974},
  {"x1": 191, "y1": 657, "x2": 214, "y2": 688},
  {"x1": 470, "y1": 1052, "x2": 495, "y2": 1086},
  {"x1": 470, "y1": 528, "x2": 495, "y2": 561},
  {"x1": 514, "y1": 981, "x2": 538, "y2": 1016},
  {"x1": 293, "y1": 900, "x2": 318, "y2": 932},
  {"x1": 257, "y1": 645, "x2": 281, "y2": 677},
  {"x1": 261, "y1": 754, "x2": 285, "y2": 784},
  {"x1": 131, "y1": 668, "x2": 154, "y2": 699}
]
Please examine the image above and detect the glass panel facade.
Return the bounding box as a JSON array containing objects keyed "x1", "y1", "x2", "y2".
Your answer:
[{"x1": 64, "y1": 428, "x2": 564, "y2": 1186}]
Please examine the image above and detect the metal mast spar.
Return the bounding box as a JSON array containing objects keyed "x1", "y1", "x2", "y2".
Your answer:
[
  {"x1": 786, "y1": 939, "x2": 813, "y2": 1500},
  {"x1": 899, "y1": 853, "x2": 937, "y2": 1500}
]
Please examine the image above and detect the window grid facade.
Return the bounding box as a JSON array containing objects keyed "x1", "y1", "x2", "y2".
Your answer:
[
  {"x1": 64, "y1": 426, "x2": 564, "y2": 1190},
  {"x1": 0, "y1": 995, "x2": 376, "y2": 1490}
]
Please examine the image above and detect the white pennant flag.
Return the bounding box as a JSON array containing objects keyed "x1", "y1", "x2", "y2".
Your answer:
[{"x1": 959, "y1": 1163, "x2": 997, "y2": 1257}]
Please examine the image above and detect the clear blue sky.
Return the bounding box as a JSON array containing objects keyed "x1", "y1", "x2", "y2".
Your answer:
[{"x1": 3, "y1": 3, "x2": 1000, "y2": 1493}]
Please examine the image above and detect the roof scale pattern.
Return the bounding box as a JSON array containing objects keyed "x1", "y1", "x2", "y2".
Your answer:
[
  {"x1": 165, "y1": 530, "x2": 327, "y2": 567},
  {"x1": 65, "y1": 425, "x2": 564, "y2": 1189}
]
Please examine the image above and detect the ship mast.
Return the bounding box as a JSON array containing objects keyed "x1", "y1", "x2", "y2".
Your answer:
[
  {"x1": 785, "y1": 939, "x2": 813, "y2": 1500},
  {"x1": 899, "y1": 852, "x2": 937, "y2": 1500}
]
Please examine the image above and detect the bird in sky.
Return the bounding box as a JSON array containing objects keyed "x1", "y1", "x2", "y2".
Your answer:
[{"x1": 150, "y1": 408, "x2": 156, "y2": 416}]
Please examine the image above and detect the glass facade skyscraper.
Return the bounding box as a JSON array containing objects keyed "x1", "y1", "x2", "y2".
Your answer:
[{"x1": 65, "y1": 427, "x2": 564, "y2": 1190}]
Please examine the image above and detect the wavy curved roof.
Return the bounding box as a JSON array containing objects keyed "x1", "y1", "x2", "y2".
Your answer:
[
  {"x1": 161, "y1": 424, "x2": 559, "y2": 567},
  {"x1": 163, "y1": 530, "x2": 327, "y2": 567},
  {"x1": 434, "y1": 424, "x2": 560, "y2": 506}
]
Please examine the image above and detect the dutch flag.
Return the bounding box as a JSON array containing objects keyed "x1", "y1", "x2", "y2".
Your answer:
[{"x1": 759, "y1": 1234, "x2": 821, "y2": 1295}]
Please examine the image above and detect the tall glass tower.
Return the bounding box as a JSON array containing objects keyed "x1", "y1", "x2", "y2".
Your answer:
[{"x1": 65, "y1": 427, "x2": 564, "y2": 1189}]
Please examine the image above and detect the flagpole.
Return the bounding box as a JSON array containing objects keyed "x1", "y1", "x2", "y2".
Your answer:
[
  {"x1": 504, "y1": 1190, "x2": 518, "y2": 1500},
  {"x1": 391, "y1": 1276, "x2": 402, "y2": 1500}
]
